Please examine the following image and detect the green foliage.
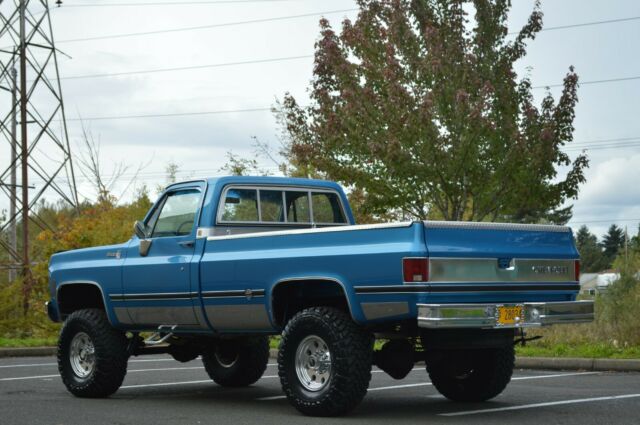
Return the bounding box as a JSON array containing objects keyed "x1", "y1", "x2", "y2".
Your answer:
[
  {"x1": 0, "y1": 337, "x2": 58, "y2": 347},
  {"x1": 278, "y1": 0, "x2": 588, "y2": 222},
  {"x1": 524, "y1": 269, "x2": 640, "y2": 355},
  {"x1": 575, "y1": 225, "x2": 607, "y2": 272},
  {"x1": 219, "y1": 151, "x2": 271, "y2": 177},
  {"x1": 600, "y1": 224, "x2": 625, "y2": 268},
  {"x1": 0, "y1": 194, "x2": 152, "y2": 339}
]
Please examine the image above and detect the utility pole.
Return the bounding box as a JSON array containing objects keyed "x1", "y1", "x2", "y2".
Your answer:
[
  {"x1": 19, "y1": 0, "x2": 30, "y2": 293},
  {"x1": 8, "y1": 65, "x2": 17, "y2": 282},
  {"x1": 0, "y1": 0, "x2": 77, "y2": 309}
]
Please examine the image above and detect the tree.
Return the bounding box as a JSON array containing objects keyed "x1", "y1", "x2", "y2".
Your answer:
[
  {"x1": 218, "y1": 152, "x2": 270, "y2": 177},
  {"x1": 630, "y1": 224, "x2": 640, "y2": 253},
  {"x1": 574, "y1": 225, "x2": 606, "y2": 273},
  {"x1": 77, "y1": 126, "x2": 147, "y2": 205},
  {"x1": 601, "y1": 224, "x2": 625, "y2": 268},
  {"x1": 278, "y1": 0, "x2": 588, "y2": 223}
]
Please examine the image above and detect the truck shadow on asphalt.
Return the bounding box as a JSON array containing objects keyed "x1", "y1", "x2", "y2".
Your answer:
[{"x1": 108, "y1": 384, "x2": 513, "y2": 420}]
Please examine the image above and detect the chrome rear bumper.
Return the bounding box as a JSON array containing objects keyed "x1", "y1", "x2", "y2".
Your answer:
[{"x1": 417, "y1": 301, "x2": 594, "y2": 329}]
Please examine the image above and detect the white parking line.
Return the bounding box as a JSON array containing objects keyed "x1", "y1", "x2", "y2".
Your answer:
[
  {"x1": 369, "y1": 382, "x2": 431, "y2": 392},
  {"x1": 439, "y1": 393, "x2": 640, "y2": 417},
  {"x1": 120, "y1": 375, "x2": 279, "y2": 390},
  {"x1": 0, "y1": 374, "x2": 60, "y2": 381},
  {"x1": 511, "y1": 371, "x2": 600, "y2": 381},
  {"x1": 120, "y1": 380, "x2": 212, "y2": 389},
  {"x1": 0, "y1": 360, "x2": 278, "y2": 369},
  {"x1": 0, "y1": 366, "x2": 206, "y2": 381}
]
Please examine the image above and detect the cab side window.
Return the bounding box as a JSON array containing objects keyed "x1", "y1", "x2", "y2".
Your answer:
[
  {"x1": 285, "y1": 191, "x2": 310, "y2": 223},
  {"x1": 151, "y1": 189, "x2": 201, "y2": 237},
  {"x1": 312, "y1": 192, "x2": 346, "y2": 224},
  {"x1": 221, "y1": 189, "x2": 259, "y2": 222}
]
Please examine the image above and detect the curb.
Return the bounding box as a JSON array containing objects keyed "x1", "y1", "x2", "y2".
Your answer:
[
  {"x1": 2, "y1": 347, "x2": 639, "y2": 372},
  {"x1": 515, "y1": 356, "x2": 640, "y2": 372}
]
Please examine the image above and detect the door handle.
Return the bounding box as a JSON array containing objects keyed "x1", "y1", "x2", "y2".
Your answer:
[{"x1": 178, "y1": 240, "x2": 195, "y2": 248}]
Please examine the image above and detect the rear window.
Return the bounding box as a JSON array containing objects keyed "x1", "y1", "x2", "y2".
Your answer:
[{"x1": 218, "y1": 186, "x2": 347, "y2": 225}]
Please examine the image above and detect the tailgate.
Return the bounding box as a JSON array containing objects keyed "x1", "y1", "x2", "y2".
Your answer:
[{"x1": 422, "y1": 221, "x2": 579, "y2": 296}]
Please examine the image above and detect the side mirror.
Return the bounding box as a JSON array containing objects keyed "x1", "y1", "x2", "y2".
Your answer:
[
  {"x1": 134, "y1": 221, "x2": 148, "y2": 239},
  {"x1": 133, "y1": 221, "x2": 152, "y2": 257}
]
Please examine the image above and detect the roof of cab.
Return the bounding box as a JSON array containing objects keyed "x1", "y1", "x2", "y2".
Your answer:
[{"x1": 167, "y1": 175, "x2": 344, "y2": 191}]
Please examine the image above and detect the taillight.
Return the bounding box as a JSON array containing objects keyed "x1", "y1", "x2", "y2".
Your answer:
[
  {"x1": 403, "y1": 258, "x2": 429, "y2": 283},
  {"x1": 574, "y1": 260, "x2": 580, "y2": 281}
]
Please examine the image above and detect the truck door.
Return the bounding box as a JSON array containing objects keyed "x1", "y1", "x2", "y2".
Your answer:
[{"x1": 121, "y1": 185, "x2": 204, "y2": 328}]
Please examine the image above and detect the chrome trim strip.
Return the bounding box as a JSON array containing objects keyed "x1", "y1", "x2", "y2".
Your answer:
[
  {"x1": 428, "y1": 283, "x2": 579, "y2": 292},
  {"x1": 110, "y1": 290, "x2": 266, "y2": 301},
  {"x1": 429, "y1": 258, "x2": 577, "y2": 283},
  {"x1": 201, "y1": 289, "x2": 265, "y2": 298},
  {"x1": 423, "y1": 220, "x2": 571, "y2": 233},
  {"x1": 125, "y1": 306, "x2": 201, "y2": 326},
  {"x1": 355, "y1": 285, "x2": 429, "y2": 294},
  {"x1": 196, "y1": 227, "x2": 216, "y2": 238},
  {"x1": 109, "y1": 292, "x2": 193, "y2": 301},
  {"x1": 417, "y1": 301, "x2": 594, "y2": 329},
  {"x1": 207, "y1": 221, "x2": 412, "y2": 241},
  {"x1": 354, "y1": 283, "x2": 578, "y2": 294},
  {"x1": 205, "y1": 304, "x2": 273, "y2": 330},
  {"x1": 113, "y1": 307, "x2": 133, "y2": 325},
  {"x1": 361, "y1": 302, "x2": 409, "y2": 320}
]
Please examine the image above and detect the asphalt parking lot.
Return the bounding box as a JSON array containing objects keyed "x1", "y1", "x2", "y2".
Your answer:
[{"x1": 1, "y1": 354, "x2": 639, "y2": 424}]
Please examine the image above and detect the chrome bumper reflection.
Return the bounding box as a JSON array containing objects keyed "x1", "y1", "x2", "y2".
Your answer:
[{"x1": 417, "y1": 301, "x2": 594, "y2": 329}]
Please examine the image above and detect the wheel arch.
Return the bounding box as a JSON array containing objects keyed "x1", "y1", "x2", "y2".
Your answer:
[
  {"x1": 269, "y1": 277, "x2": 358, "y2": 328},
  {"x1": 56, "y1": 281, "x2": 112, "y2": 324}
]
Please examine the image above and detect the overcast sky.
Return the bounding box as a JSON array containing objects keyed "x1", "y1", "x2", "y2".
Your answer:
[{"x1": 1, "y1": 0, "x2": 639, "y2": 238}]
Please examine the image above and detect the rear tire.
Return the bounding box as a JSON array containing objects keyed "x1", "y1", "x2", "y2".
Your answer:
[
  {"x1": 278, "y1": 307, "x2": 373, "y2": 417},
  {"x1": 58, "y1": 309, "x2": 129, "y2": 398},
  {"x1": 426, "y1": 345, "x2": 515, "y2": 402},
  {"x1": 202, "y1": 336, "x2": 270, "y2": 387}
]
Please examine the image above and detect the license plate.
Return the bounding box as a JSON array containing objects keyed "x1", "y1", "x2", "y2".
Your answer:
[{"x1": 497, "y1": 306, "x2": 523, "y2": 325}]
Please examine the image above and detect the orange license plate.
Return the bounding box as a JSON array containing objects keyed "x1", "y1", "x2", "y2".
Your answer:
[{"x1": 497, "y1": 306, "x2": 523, "y2": 325}]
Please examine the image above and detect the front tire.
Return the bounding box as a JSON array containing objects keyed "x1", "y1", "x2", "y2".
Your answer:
[
  {"x1": 426, "y1": 345, "x2": 515, "y2": 402},
  {"x1": 278, "y1": 307, "x2": 373, "y2": 417},
  {"x1": 58, "y1": 309, "x2": 129, "y2": 398},
  {"x1": 201, "y1": 336, "x2": 270, "y2": 387}
]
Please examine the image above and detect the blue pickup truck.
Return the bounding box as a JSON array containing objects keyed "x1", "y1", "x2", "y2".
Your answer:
[{"x1": 47, "y1": 176, "x2": 593, "y2": 416}]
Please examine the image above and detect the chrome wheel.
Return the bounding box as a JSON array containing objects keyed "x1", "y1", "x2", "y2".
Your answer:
[
  {"x1": 69, "y1": 332, "x2": 95, "y2": 378},
  {"x1": 295, "y1": 335, "x2": 331, "y2": 391}
]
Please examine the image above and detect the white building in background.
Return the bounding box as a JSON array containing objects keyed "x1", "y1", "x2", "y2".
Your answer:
[{"x1": 580, "y1": 272, "x2": 620, "y2": 295}]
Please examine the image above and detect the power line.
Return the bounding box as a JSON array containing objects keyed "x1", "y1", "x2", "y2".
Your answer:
[
  {"x1": 569, "y1": 136, "x2": 640, "y2": 145},
  {"x1": 62, "y1": 0, "x2": 308, "y2": 6},
  {"x1": 60, "y1": 55, "x2": 313, "y2": 80},
  {"x1": 62, "y1": 69, "x2": 640, "y2": 121},
  {"x1": 65, "y1": 107, "x2": 272, "y2": 121},
  {"x1": 508, "y1": 15, "x2": 640, "y2": 35},
  {"x1": 570, "y1": 218, "x2": 640, "y2": 224},
  {"x1": 56, "y1": 8, "x2": 358, "y2": 43},
  {"x1": 533, "y1": 75, "x2": 640, "y2": 89},
  {"x1": 537, "y1": 15, "x2": 640, "y2": 33}
]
